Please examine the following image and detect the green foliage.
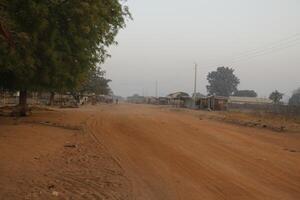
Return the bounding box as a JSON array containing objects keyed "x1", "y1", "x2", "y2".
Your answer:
[
  {"x1": 79, "y1": 67, "x2": 111, "y2": 95},
  {"x1": 293, "y1": 88, "x2": 300, "y2": 95},
  {"x1": 0, "y1": 0, "x2": 130, "y2": 92},
  {"x1": 269, "y1": 90, "x2": 283, "y2": 104},
  {"x1": 233, "y1": 90, "x2": 257, "y2": 97},
  {"x1": 289, "y1": 88, "x2": 300, "y2": 106},
  {"x1": 289, "y1": 93, "x2": 300, "y2": 106},
  {"x1": 206, "y1": 67, "x2": 240, "y2": 97}
]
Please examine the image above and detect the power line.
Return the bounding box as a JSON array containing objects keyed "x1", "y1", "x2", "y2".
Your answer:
[
  {"x1": 191, "y1": 33, "x2": 300, "y2": 70},
  {"x1": 233, "y1": 33, "x2": 300, "y2": 60},
  {"x1": 232, "y1": 40, "x2": 300, "y2": 64},
  {"x1": 215, "y1": 32, "x2": 300, "y2": 65}
]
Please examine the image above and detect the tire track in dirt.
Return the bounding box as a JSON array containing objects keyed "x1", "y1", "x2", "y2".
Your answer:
[
  {"x1": 3, "y1": 104, "x2": 298, "y2": 200},
  {"x1": 83, "y1": 113, "x2": 135, "y2": 200},
  {"x1": 86, "y1": 104, "x2": 300, "y2": 200},
  {"x1": 0, "y1": 109, "x2": 132, "y2": 200}
]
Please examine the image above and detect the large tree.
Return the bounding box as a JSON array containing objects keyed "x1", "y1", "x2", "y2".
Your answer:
[
  {"x1": 269, "y1": 90, "x2": 283, "y2": 104},
  {"x1": 0, "y1": 0, "x2": 130, "y2": 115},
  {"x1": 233, "y1": 90, "x2": 257, "y2": 97},
  {"x1": 289, "y1": 88, "x2": 300, "y2": 106},
  {"x1": 206, "y1": 67, "x2": 240, "y2": 97}
]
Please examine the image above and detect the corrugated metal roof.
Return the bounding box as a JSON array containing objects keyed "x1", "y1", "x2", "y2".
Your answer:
[{"x1": 167, "y1": 92, "x2": 190, "y2": 99}]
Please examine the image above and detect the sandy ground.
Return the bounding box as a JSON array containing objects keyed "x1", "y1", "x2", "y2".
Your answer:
[
  {"x1": 0, "y1": 106, "x2": 132, "y2": 200},
  {"x1": 0, "y1": 104, "x2": 300, "y2": 199}
]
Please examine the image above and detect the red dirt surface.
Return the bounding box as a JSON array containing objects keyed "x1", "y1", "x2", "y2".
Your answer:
[
  {"x1": 0, "y1": 107, "x2": 132, "y2": 200},
  {"x1": 1, "y1": 104, "x2": 300, "y2": 199}
]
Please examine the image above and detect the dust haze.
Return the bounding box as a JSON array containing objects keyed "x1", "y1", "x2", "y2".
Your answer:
[{"x1": 103, "y1": 0, "x2": 300, "y2": 99}]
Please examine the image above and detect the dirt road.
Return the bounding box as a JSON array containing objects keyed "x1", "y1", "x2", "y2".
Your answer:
[
  {"x1": 87, "y1": 104, "x2": 300, "y2": 200},
  {"x1": 1, "y1": 104, "x2": 300, "y2": 199}
]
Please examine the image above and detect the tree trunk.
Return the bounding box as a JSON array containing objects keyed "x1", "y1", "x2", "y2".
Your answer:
[
  {"x1": 19, "y1": 89, "x2": 28, "y2": 116},
  {"x1": 49, "y1": 92, "x2": 55, "y2": 106}
]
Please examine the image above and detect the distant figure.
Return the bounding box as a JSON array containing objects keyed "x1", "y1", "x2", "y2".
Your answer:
[{"x1": 116, "y1": 99, "x2": 119, "y2": 104}]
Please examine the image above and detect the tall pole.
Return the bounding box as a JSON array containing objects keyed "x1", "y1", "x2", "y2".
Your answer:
[
  {"x1": 194, "y1": 63, "x2": 197, "y2": 96},
  {"x1": 155, "y1": 80, "x2": 158, "y2": 98},
  {"x1": 193, "y1": 63, "x2": 198, "y2": 108}
]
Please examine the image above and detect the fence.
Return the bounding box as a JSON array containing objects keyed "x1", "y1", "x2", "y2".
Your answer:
[
  {"x1": 0, "y1": 92, "x2": 46, "y2": 107},
  {"x1": 228, "y1": 103, "x2": 300, "y2": 116}
]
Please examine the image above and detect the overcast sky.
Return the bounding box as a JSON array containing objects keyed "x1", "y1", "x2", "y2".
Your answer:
[{"x1": 102, "y1": 0, "x2": 300, "y2": 100}]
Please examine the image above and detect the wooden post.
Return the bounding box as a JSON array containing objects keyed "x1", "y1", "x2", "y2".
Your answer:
[{"x1": 19, "y1": 89, "x2": 28, "y2": 116}]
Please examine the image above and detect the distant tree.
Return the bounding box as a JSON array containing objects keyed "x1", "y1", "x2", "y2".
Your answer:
[
  {"x1": 289, "y1": 94, "x2": 300, "y2": 106},
  {"x1": 206, "y1": 67, "x2": 240, "y2": 97},
  {"x1": 79, "y1": 68, "x2": 111, "y2": 96},
  {"x1": 233, "y1": 90, "x2": 257, "y2": 97},
  {"x1": 269, "y1": 90, "x2": 283, "y2": 104},
  {"x1": 293, "y1": 88, "x2": 300, "y2": 95},
  {"x1": 289, "y1": 88, "x2": 300, "y2": 106}
]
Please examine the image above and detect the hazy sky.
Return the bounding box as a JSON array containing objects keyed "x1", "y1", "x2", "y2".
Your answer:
[{"x1": 103, "y1": 0, "x2": 300, "y2": 99}]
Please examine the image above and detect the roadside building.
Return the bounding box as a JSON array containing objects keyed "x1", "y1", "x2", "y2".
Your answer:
[
  {"x1": 198, "y1": 95, "x2": 229, "y2": 111},
  {"x1": 198, "y1": 96, "x2": 274, "y2": 111},
  {"x1": 112, "y1": 95, "x2": 124, "y2": 102},
  {"x1": 0, "y1": 91, "x2": 41, "y2": 106},
  {"x1": 127, "y1": 94, "x2": 145, "y2": 104},
  {"x1": 145, "y1": 97, "x2": 158, "y2": 104},
  {"x1": 192, "y1": 92, "x2": 206, "y2": 99},
  {"x1": 167, "y1": 92, "x2": 190, "y2": 107},
  {"x1": 228, "y1": 96, "x2": 273, "y2": 105},
  {"x1": 158, "y1": 97, "x2": 169, "y2": 105},
  {"x1": 182, "y1": 97, "x2": 194, "y2": 108},
  {"x1": 97, "y1": 95, "x2": 113, "y2": 103},
  {"x1": 191, "y1": 92, "x2": 206, "y2": 109},
  {"x1": 227, "y1": 96, "x2": 273, "y2": 110},
  {"x1": 0, "y1": 91, "x2": 18, "y2": 106}
]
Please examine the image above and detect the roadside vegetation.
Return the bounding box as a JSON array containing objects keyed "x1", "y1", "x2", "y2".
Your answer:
[{"x1": 0, "y1": 0, "x2": 131, "y2": 116}]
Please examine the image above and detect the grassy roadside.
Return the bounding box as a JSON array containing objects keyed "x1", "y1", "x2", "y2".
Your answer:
[{"x1": 164, "y1": 106, "x2": 300, "y2": 133}]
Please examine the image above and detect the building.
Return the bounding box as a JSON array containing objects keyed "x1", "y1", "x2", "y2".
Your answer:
[
  {"x1": 167, "y1": 92, "x2": 190, "y2": 107},
  {"x1": 144, "y1": 97, "x2": 158, "y2": 104},
  {"x1": 192, "y1": 92, "x2": 206, "y2": 99},
  {"x1": 167, "y1": 92, "x2": 189, "y2": 99},
  {"x1": 97, "y1": 95, "x2": 113, "y2": 104},
  {"x1": 198, "y1": 96, "x2": 274, "y2": 111},
  {"x1": 228, "y1": 96, "x2": 273, "y2": 105},
  {"x1": 198, "y1": 95, "x2": 229, "y2": 111},
  {"x1": 127, "y1": 94, "x2": 146, "y2": 104},
  {"x1": 158, "y1": 97, "x2": 169, "y2": 105},
  {"x1": 227, "y1": 96, "x2": 273, "y2": 110}
]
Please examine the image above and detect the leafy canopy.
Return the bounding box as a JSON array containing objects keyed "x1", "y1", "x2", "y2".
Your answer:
[
  {"x1": 289, "y1": 88, "x2": 300, "y2": 106},
  {"x1": 79, "y1": 67, "x2": 111, "y2": 95},
  {"x1": 269, "y1": 90, "x2": 283, "y2": 104},
  {"x1": 233, "y1": 90, "x2": 257, "y2": 97},
  {"x1": 0, "y1": 0, "x2": 130, "y2": 92},
  {"x1": 206, "y1": 67, "x2": 240, "y2": 97}
]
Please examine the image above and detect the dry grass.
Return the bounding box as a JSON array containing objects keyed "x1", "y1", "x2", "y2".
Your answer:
[
  {"x1": 165, "y1": 106, "x2": 300, "y2": 133},
  {"x1": 216, "y1": 110, "x2": 300, "y2": 133}
]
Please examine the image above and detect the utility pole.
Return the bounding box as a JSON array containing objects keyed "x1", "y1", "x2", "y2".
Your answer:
[
  {"x1": 193, "y1": 63, "x2": 198, "y2": 108},
  {"x1": 155, "y1": 80, "x2": 158, "y2": 98},
  {"x1": 194, "y1": 63, "x2": 197, "y2": 96}
]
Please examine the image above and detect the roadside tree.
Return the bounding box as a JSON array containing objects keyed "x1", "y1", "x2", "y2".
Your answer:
[
  {"x1": 78, "y1": 67, "x2": 111, "y2": 95},
  {"x1": 289, "y1": 88, "x2": 300, "y2": 106},
  {"x1": 269, "y1": 90, "x2": 283, "y2": 104},
  {"x1": 0, "y1": 0, "x2": 130, "y2": 115},
  {"x1": 206, "y1": 67, "x2": 240, "y2": 97}
]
